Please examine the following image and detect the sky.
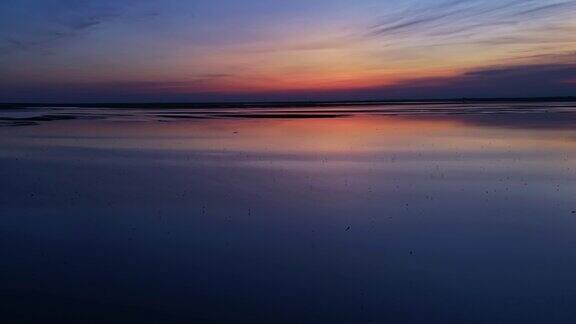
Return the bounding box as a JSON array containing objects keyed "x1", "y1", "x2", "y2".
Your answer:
[{"x1": 0, "y1": 0, "x2": 575, "y2": 102}]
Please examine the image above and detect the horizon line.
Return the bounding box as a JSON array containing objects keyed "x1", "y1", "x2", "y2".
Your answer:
[{"x1": 2, "y1": 96, "x2": 576, "y2": 108}]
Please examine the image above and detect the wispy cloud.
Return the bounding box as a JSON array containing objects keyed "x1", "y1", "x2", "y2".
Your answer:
[
  {"x1": 0, "y1": 0, "x2": 158, "y2": 56},
  {"x1": 368, "y1": 0, "x2": 576, "y2": 40}
]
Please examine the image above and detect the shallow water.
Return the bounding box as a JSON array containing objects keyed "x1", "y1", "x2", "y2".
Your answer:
[{"x1": 2, "y1": 102, "x2": 576, "y2": 323}]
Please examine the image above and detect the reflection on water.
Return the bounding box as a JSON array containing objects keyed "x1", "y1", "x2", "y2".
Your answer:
[{"x1": 1, "y1": 103, "x2": 576, "y2": 323}]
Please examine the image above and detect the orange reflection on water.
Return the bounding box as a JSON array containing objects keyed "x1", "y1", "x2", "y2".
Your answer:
[
  {"x1": 7, "y1": 113, "x2": 576, "y2": 162},
  {"x1": 10, "y1": 115, "x2": 460, "y2": 154}
]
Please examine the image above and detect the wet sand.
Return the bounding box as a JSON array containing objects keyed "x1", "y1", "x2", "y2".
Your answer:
[{"x1": 1, "y1": 101, "x2": 576, "y2": 322}]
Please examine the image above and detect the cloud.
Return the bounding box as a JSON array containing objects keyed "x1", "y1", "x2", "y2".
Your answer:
[
  {"x1": 0, "y1": 0, "x2": 159, "y2": 56},
  {"x1": 511, "y1": 1, "x2": 574, "y2": 16},
  {"x1": 1, "y1": 62, "x2": 574, "y2": 102},
  {"x1": 349, "y1": 62, "x2": 576, "y2": 99},
  {"x1": 0, "y1": 73, "x2": 239, "y2": 102},
  {"x1": 368, "y1": 0, "x2": 576, "y2": 41}
]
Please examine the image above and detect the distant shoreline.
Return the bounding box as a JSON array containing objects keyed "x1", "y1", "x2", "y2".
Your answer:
[{"x1": 1, "y1": 96, "x2": 575, "y2": 109}]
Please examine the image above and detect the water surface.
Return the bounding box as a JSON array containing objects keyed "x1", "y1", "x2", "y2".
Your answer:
[{"x1": 2, "y1": 102, "x2": 576, "y2": 323}]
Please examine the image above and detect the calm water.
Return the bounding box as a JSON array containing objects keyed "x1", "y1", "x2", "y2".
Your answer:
[{"x1": 2, "y1": 102, "x2": 576, "y2": 323}]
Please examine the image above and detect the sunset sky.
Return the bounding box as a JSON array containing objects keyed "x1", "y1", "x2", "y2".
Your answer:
[{"x1": 1, "y1": 0, "x2": 575, "y2": 102}]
